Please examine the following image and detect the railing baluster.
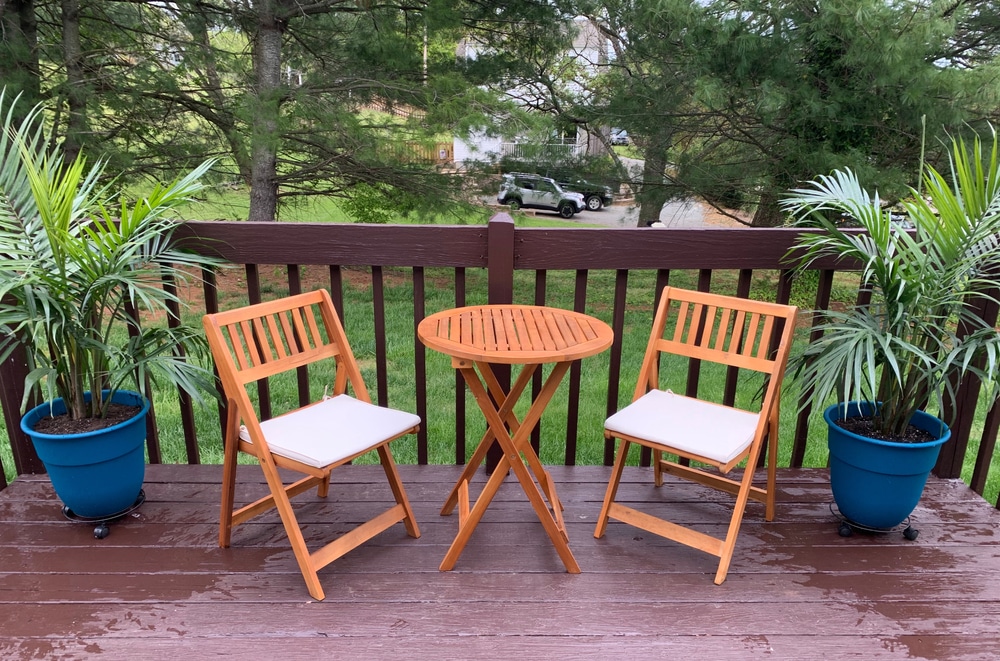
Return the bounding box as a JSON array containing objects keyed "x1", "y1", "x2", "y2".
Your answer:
[
  {"x1": 605, "y1": 269, "x2": 629, "y2": 466},
  {"x1": 565, "y1": 269, "x2": 589, "y2": 465},
  {"x1": 791, "y1": 268, "x2": 835, "y2": 468},
  {"x1": 243, "y1": 264, "x2": 272, "y2": 422},
  {"x1": 531, "y1": 270, "x2": 547, "y2": 456},
  {"x1": 454, "y1": 267, "x2": 467, "y2": 465},
  {"x1": 413, "y1": 267, "x2": 428, "y2": 464},
  {"x1": 371, "y1": 265, "x2": 388, "y2": 408},
  {"x1": 162, "y1": 269, "x2": 198, "y2": 464}
]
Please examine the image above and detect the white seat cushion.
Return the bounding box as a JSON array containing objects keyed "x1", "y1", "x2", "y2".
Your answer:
[
  {"x1": 239, "y1": 394, "x2": 420, "y2": 468},
  {"x1": 604, "y1": 389, "x2": 759, "y2": 465}
]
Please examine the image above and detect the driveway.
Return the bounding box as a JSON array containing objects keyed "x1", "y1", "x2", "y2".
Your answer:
[{"x1": 573, "y1": 198, "x2": 747, "y2": 228}]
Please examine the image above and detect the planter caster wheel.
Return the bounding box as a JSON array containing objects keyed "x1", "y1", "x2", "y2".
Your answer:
[
  {"x1": 830, "y1": 501, "x2": 914, "y2": 540},
  {"x1": 60, "y1": 489, "x2": 145, "y2": 540}
]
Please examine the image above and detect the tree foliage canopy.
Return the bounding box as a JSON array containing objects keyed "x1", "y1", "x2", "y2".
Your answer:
[
  {"x1": 578, "y1": 0, "x2": 1000, "y2": 225},
  {"x1": 2, "y1": 0, "x2": 998, "y2": 223}
]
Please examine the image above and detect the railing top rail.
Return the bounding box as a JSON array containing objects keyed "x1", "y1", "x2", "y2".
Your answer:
[{"x1": 176, "y1": 221, "x2": 846, "y2": 271}]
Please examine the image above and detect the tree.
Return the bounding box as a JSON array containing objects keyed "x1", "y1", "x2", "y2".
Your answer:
[
  {"x1": 580, "y1": 0, "x2": 1000, "y2": 226},
  {"x1": 2, "y1": 0, "x2": 574, "y2": 222},
  {"x1": 579, "y1": 0, "x2": 706, "y2": 226},
  {"x1": 0, "y1": 0, "x2": 41, "y2": 121}
]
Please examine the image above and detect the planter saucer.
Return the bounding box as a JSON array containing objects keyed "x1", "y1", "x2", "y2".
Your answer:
[
  {"x1": 829, "y1": 502, "x2": 919, "y2": 541},
  {"x1": 62, "y1": 489, "x2": 146, "y2": 539}
]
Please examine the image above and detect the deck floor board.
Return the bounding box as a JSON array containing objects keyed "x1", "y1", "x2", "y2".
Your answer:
[{"x1": 1, "y1": 464, "x2": 998, "y2": 659}]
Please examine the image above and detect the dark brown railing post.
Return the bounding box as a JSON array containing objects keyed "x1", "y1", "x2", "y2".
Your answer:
[
  {"x1": 0, "y1": 341, "x2": 43, "y2": 478},
  {"x1": 936, "y1": 288, "x2": 1000, "y2": 478},
  {"x1": 485, "y1": 213, "x2": 515, "y2": 471}
]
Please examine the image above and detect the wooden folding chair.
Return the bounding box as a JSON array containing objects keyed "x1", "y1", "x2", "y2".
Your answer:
[
  {"x1": 202, "y1": 289, "x2": 420, "y2": 601},
  {"x1": 595, "y1": 287, "x2": 797, "y2": 584}
]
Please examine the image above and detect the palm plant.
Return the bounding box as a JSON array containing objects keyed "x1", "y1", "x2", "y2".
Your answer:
[
  {"x1": 782, "y1": 129, "x2": 1000, "y2": 439},
  {"x1": 0, "y1": 91, "x2": 223, "y2": 422}
]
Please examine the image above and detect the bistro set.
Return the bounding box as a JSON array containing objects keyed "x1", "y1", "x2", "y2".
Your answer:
[{"x1": 202, "y1": 288, "x2": 797, "y2": 600}]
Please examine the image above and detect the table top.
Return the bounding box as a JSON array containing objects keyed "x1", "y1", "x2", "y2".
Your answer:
[{"x1": 418, "y1": 304, "x2": 614, "y2": 365}]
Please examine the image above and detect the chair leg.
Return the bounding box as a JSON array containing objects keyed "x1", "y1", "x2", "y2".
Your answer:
[
  {"x1": 316, "y1": 472, "x2": 331, "y2": 499},
  {"x1": 376, "y1": 443, "x2": 420, "y2": 538},
  {"x1": 714, "y1": 467, "x2": 757, "y2": 585},
  {"x1": 258, "y1": 455, "x2": 326, "y2": 601},
  {"x1": 595, "y1": 435, "x2": 630, "y2": 539},
  {"x1": 715, "y1": 430, "x2": 771, "y2": 585},
  {"x1": 218, "y1": 404, "x2": 241, "y2": 549},
  {"x1": 765, "y1": 418, "x2": 779, "y2": 521},
  {"x1": 653, "y1": 449, "x2": 664, "y2": 486}
]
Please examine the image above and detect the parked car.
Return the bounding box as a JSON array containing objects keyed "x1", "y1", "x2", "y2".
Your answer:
[
  {"x1": 610, "y1": 128, "x2": 630, "y2": 146},
  {"x1": 557, "y1": 178, "x2": 614, "y2": 211},
  {"x1": 497, "y1": 173, "x2": 585, "y2": 218}
]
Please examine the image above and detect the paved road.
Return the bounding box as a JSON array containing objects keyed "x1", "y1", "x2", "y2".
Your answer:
[{"x1": 572, "y1": 198, "x2": 709, "y2": 228}]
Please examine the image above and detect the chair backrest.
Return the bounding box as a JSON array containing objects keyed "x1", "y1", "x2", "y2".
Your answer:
[
  {"x1": 203, "y1": 290, "x2": 371, "y2": 423},
  {"x1": 636, "y1": 287, "x2": 797, "y2": 415}
]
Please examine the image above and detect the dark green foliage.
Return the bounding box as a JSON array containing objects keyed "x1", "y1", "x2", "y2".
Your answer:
[{"x1": 580, "y1": 0, "x2": 999, "y2": 225}]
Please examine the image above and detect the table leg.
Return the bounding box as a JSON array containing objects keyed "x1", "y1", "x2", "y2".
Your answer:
[
  {"x1": 440, "y1": 360, "x2": 580, "y2": 573},
  {"x1": 440, "y1": 363, "x2": 539, "y2": 516}
]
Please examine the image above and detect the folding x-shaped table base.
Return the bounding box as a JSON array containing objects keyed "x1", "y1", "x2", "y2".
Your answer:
[{"x1": 439, "y1": 358, "x2": 580, "y2": 573}]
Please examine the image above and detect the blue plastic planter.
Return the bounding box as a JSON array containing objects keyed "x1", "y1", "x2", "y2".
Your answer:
[
  {"x1": 825, "y1": 402, "x2": 950, "y2": 530},
  {"x1": 21, "y1": 390, "x2": 149, "y2": 518}
]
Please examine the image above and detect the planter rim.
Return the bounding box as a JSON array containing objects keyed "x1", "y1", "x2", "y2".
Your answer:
[
  {"x1": 822, "y1": 401, "x2": 950, "y2": 449},
  {"x1": 20, "y1": 390, "x2": 150, "y2": 441}
]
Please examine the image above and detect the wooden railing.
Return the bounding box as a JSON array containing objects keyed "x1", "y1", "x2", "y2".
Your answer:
[{"x1": 2, "y1": 214, "x2": 998, "y2": 504}]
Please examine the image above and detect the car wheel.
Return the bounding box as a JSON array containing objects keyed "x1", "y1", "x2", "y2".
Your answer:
[
  {"x1": 508, "y1": 198, "x2": 521, "y2": 211},
  {"x1": 585, "y1": 195, "x2": 603, "y2": 211},
  {"x1": 558, "y1": 203, "x2": 575, "y2": 219}
]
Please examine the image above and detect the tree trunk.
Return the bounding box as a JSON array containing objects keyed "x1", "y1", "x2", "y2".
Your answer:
[
  {"x1": 637, "y1": 148, "x2": 669, "y2": 227},
  {"x1": 61, "y1": 0, "x2": 88, "y2": 165},
  {"x1": 751, "y1": 191, "x2": 786, "y2": 228},
  {"x1": 247, "y1": 1, "x2": 284, "y2": 222},
  {"x1": 0, "y1": 0, "x2": 40, "y2": 117}
]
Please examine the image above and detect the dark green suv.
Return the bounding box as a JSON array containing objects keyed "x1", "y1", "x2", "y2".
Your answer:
[{"x1": 497, "y1": 173, "x2": 586, "y2": 218}]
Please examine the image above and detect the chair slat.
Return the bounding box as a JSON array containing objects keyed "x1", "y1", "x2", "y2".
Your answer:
[
  {"x1": 250, "y1": 317, "x2": 273, "y2": 364},
  {"x1": 239, "y1": 320, "x2": 262, "y2": 367},
  {"x1": 714, "y1": 308, "x2": 732, "y2": 352},
  {"x1": 699, "y1": 304, "x2": 717, "y2": 349},
  {"x1": 729, "y1": 310, "x2": 747, "y2": 355},
  {"x1": 278, "y1": 309, "x2": 300, "y2": 354},
  {"x1": 224, "y1": 324, "x2": 250, "y2": 371},
  {"x1": 303, "y1": 304, "x2": 323, "y2": 350},
  {"x1": 743, "y1": 313, "x2": 761, "y2": 358},
  {"x1": 758, "y1": 316, "x2": 776, "y2": 359},
  {"x1": 673, "y1": 301, "x2": 690, "y2": 344},
  {"x1": 266, "y1": 313, "x2": 289, "y2": 360}
]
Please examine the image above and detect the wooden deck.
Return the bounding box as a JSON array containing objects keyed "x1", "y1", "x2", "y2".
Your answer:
[{"x1": 1, "y1": 464, "x2": 999, "y2": 659}]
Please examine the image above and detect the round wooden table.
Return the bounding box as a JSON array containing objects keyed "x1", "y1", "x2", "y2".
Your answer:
[{"x1": 418, "y1": 305, "x2": 614, "y2": 573}]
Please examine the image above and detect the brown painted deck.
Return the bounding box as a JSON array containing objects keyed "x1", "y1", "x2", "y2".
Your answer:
[{"x1": 1, "y1": 464, "x2": 999, "y2": 659}]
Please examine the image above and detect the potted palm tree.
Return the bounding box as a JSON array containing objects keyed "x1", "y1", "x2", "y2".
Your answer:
[
  {"x1": 782, "y1": 129, "x2": 1000, "y2": 534},
  {"x1": 0, "y1": 92, "x2": 222, "y2": 525}
]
